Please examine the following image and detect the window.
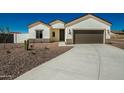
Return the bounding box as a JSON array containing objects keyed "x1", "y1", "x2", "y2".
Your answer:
[
  {"x1": 52, "y1": 32, "x2": 55, "y2": 37},
  {"x1": 36, "y1": 30, "x2": 43, "y2": 38}
]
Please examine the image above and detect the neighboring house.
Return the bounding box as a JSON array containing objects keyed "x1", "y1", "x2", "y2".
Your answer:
[
  {"x1": 14, "y1": 14, "x2": 112, "y2": 44},
  {"x1": 111, "y1": 31, "x2": 124, "y2": 35}
]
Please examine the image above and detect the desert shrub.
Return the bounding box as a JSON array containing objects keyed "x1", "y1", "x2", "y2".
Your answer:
[
  {"x1": 44, "y1": 46, "x2": 49, "y2": 50},
  {"x1": 31, "y1": 51, "x2": 36, "y2": 55},
  {"x1": 30, "y1": 44, "x2": 34, "y2": 49},
  {"x1": 6, "y1": 50, "x2": 11, "y2": 54}
]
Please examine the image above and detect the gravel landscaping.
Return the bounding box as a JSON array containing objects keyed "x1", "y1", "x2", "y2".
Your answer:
[{"x1": 0, "y1": 43, "x2": 72, "y2": 80}]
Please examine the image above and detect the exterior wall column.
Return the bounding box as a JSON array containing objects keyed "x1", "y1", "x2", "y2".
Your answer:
[{"x1": 103, "y1": 30, "x2": 106, "y2": 44}]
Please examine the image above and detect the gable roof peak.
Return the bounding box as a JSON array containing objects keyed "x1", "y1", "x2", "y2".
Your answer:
[
  {"x1": 65, "y1": 13, "x2": 112, "y2": 27},
  {"x1": 28, "y1": 21, "x2": 51, "y2": 28},
  {"x1": 49, "y1": 19, "x2": 65, "y2": 25}
]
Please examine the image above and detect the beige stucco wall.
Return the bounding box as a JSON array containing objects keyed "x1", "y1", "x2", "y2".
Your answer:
[
  {"x1": 15, "y1": 33, "x2": 29, "y2": 43},
  {"x1": 51, "y1": 23, "x2": 65, "y2": 29},
  {"x1": 50, "y1": 28, "x2": 60, "y2": 42},
  {"x1": 65, "y1": 18, "x2": 111, "y2": 43},
  {"x1": 29, "y1": 24, "x2": 51, "y2": 39}
]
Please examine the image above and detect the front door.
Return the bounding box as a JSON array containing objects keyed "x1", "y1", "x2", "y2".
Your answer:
[{"x1": 59, "y1": 29, "x2": 65, "y2": 41}]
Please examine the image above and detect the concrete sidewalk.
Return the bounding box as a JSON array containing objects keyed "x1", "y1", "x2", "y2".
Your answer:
[{"x1": 16, "y1": 44, "x2": 124, "y2": 80}]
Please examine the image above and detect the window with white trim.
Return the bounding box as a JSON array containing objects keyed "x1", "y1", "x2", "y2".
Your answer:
[{"x1": 36, "y1": 30, "x2": 43, "y2": 39}]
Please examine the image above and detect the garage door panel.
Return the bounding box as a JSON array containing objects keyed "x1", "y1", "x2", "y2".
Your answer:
[
  {"x1": 74, "y1": 30, "x2": 104, "y2": 44},
  {"x1": 75, "y1": 30, "x2": 104, "y2": 34}
]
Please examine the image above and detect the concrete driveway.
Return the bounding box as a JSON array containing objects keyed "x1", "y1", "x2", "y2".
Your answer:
[{"x1": 16, "y1": 44, "x2": 124, "y2": 80}]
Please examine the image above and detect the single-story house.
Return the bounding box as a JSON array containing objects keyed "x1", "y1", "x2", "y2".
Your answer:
[{"x1": 14, "y1": 14, "x2": 112, "y2": 44}]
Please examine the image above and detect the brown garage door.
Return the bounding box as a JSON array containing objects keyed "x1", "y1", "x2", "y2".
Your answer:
[{"x1": 74, "y1": 30, "x2": 104, "y2": 44}]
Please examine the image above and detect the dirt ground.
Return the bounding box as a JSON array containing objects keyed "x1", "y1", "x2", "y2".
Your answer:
[{"x1": 0, "y1": 42, "x2": 72, "y2": 80}]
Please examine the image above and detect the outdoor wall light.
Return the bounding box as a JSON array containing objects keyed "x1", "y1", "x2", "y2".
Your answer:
[{"x1": 68, "y1": 29, "x2": 71, "y2": 34}]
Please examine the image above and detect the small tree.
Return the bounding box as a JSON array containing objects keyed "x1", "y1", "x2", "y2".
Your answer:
[{"x1": 0, "y1": 26, "x2": 10, "y2": 49}]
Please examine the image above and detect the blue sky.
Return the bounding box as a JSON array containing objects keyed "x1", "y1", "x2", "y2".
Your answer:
[{"x1": 0, "y1": 13, "x2": 124, "y2": 33}]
